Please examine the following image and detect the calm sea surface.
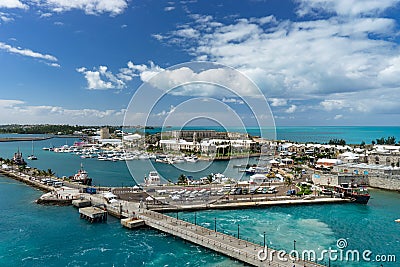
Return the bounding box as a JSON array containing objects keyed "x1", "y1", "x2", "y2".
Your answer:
[{"x1": 0, "y1": 126, "x2": 399, "y2": 266}]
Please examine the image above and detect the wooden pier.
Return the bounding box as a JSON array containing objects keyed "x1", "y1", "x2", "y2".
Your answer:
[
  {"x1": 135, "y1": 209, "x2": 326, "y2": 267},
  {"x1": 79, "y1": 207, "x2": 107, "y2": 223}
]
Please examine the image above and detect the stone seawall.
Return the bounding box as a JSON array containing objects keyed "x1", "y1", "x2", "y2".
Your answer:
[{"x1": 369, "y1": 175, "x2": 400, "y2": 191}]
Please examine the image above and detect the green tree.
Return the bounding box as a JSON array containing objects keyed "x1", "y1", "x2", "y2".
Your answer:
[{"x1": 177, "y1": 174, "x2": 188, "y2": 185}]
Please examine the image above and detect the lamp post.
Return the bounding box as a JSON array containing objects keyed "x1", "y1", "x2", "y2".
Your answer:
[
  {"x1": 214, "y1": 217, "x2": 216, "y2": 232},
  {"x1": 194, "y1": 212, "x2": 197, "y2": 226},
  {"x1": 263, "y1": 232, "x2": 266, "y2": 247},
  {"x1": 237, "y1": 224, "x2": 240, "y2": 239},
  {"x1": 176, "y1": 211, "x2": 178, "y2": 220}
]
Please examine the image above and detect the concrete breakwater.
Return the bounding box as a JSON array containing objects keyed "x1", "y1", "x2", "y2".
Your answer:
[{"x1": 0, "y1": 136, "x2": 52, "y2": 142}]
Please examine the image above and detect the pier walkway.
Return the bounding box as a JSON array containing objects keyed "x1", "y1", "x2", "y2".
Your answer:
[{"x1": 136, "y1": 209, "x2": 325, "y2": 267}]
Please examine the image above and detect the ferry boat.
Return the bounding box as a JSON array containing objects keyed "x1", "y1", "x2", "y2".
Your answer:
[
  {"x1": 72, "y1": 164, "x2": 92, "y2": 186},
  {"x1": 334, "y1": 183, "x2": 370, "y2": 204}
]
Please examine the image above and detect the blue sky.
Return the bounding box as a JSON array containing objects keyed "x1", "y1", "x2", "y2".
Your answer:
[{"x1": 1, "y1": 0, "x2": 400, "y2": 126}]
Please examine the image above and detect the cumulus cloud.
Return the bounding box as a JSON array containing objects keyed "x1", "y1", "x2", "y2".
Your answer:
[
  {"x1": 295, "y1": 0, "x2": 400, "y2": 17},
  {"x1": 269, "y1": 98, "x2": 287, "y2": 107},
  {"x1": 0, "y1": 99, "x2": 125, "y2": 124},
  {"x1": 77, "y1": 66, "x2": 125, "y2": 90},
  {"x1": 155, "y1": 1, "x2": 400, "y2": 120},
  {"x1": 285, "y1": 105, "x2": 297, "y2": 113},
  {"x1": 41, "y1": 0, "x2": 128, "y2": 16},
  {"x1": 0, "y1": 41, "x2": 59, "y2": 66},
  {"x1": 77, "y1": 61, "x2": 164, "y2": 90},
  {"x1": 0, "y1": 0, "x2": 28, "y2": 9}
]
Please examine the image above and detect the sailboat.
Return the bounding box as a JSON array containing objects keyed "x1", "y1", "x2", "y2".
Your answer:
[{"x1": 27, "y1": 140, "x2": 38, "y2": 160}]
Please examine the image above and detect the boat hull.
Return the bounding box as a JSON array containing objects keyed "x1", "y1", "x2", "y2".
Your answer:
[{"x1": 349, "y1": 194, "x2": 370, "y2": 204}]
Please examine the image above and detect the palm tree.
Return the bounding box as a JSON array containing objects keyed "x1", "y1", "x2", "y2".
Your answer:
[
  {"x1": 177, "y1": 174, "x2": 188, "y2": 185},
  {"x1": 47, "y1": 169, "x2": 55, "y2": 177},
  {"x1": 206, "y1": 174, "x2": 213, "y2": 184}
]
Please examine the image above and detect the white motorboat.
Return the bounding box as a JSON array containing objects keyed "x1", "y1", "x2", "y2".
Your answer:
[{"x1": 144, "y1": 171, "x2": 161, "y2": 186}]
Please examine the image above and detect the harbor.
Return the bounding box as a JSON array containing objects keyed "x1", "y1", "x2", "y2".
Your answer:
[
  {"x1": 0, "y1": 163, "x2": 354, "y2": 267},
  {"x1": 0, "y1": 132, "x2": 398, "y2": 266}
]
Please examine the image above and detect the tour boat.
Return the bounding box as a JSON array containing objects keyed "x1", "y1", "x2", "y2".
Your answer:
[
  {"x1": 72, "y1": 164, "x2": 92, "y2": 186},
  {"x1": 334, "y1": 183, "x2": 370, "y2": 204}
]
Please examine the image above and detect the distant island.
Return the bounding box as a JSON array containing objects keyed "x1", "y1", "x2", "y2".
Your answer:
[{"x1": 0, "y1": 124, "x2": 120, "y2": 136}]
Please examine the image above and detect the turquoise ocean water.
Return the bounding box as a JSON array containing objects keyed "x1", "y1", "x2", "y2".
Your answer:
[{"x1": 0, "y1": 126, "x2": 399, "y2": 266}]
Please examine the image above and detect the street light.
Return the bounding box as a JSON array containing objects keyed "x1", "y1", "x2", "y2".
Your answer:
[
  {"x1": 176, "y1": 211, "x2": 179, "y2": 220},
  {"x1": 237, "y1": 224, "x2": 240, "y2": 239},
  {"x1": 194, "y1": 212, "x2": 197, "y2": 225},
  {"x1": 263, "y1": 232, "x2": 266, "y2": 247},
  {"x1": 214, "y1": 217, "x2": 216, "y2": 232},
  {"x1": 293, "y1": 239, "x2": 297, "y2": 261}
]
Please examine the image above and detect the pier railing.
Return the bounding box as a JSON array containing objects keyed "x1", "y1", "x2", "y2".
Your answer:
[{"x1": 138, "y1": 209, "x2": 326, "y2": 267}]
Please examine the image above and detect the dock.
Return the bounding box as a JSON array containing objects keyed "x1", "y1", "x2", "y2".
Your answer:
[
  {"x1": 121, "y1": 218, "x2": 145, "y2": 229},
  {"x1": 79, "y1": 207, "x2": 107, "y2": 223},
  {"x1": 133, "y1": 209, "x2": 325, "y2": 267}
]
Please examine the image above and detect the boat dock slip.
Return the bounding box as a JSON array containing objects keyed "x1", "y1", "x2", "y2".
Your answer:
[
  {"x1": 79, "y1": 207, "x2": 107, "y2": 223},
  {"x1": 134, "y1": 210, "x2": 326, "y2": 267}
]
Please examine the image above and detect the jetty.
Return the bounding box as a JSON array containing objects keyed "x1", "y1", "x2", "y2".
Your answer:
[
  {"x1": 79, "y1": 206, "x2": 107, "y2": 223},
  {"x1": 0, "y1": 136, "x2": 52, "y2": 142},
  {"x1": 128, "y1": 209, "x2": 325, "y2": 267}
]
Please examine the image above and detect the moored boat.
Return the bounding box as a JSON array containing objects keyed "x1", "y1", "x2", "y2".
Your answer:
[
  {"x1": 71, "y1": 164, "x2": 92, "y2": 186},
  {"x1": 334, "y1": 183, "x2": 370, "y2": 204},
  {"x1": 144, "y1": 171, "x2": 161, "y2": 186}
]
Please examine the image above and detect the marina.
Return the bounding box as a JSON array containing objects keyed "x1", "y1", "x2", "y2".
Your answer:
[
  {"x1": 0, "y1": 132, "x2": 399, "y2": 266},
  {"x1": 0, "y1": 163, "x2": 359, "y2": 267}
]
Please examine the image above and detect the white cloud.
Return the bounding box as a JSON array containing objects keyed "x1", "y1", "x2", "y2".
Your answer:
[
  {"x1": 164, "y1": 6, "x2": 175, "y2": 11},
  {"x1": 0, "y1": 99, "x2": 25, "y2": 107},
  {"x1": 152, "y1": 34, "x2": 164, "y2": 41},
  {"x1": 334, "y1": 114, "x2": 343, "y2": 120},
  {"x1": 0, "y1": 0, "x2": 28, "y2": 9},
  {"x1": 77, "y1": 61, "x2": 163, "y2": 90},
  {"x1": 0, "y1": 41, "x2": 59, "y2": 66},
  {"x1": 285, "y1": 105, "x2": 297, "y2": 113},
  {"x1": 173, "y1": 27, "x2": 199, "y2": 39},
  {"x1": 0, "y1": 99, "x2": 125, "y2": 125},
  {"x1": 41, "y1": 0, "x2": 128, "y2": 16},
  {"x1": 295, "y1": 0, "x2": 400, "y2": 17},
  {"x1": 40, "y1": 12, "x2": 53, "y2": 18},
  {"x1": 269, "y1": 98, "x2": 287, "y2": 107},
  {"x1": 320, "y1": 99, "x2": 347, "y2": 111},
  {"x1": 77, "y1": 66, "x2": 124, "y2": 90},
  {"x1": 156, "y1": 4, "x2": 400, "y2": 119},
  {"x1": 222, "y1": 97, "x2": 244, "y2": 104},
  {"x1": 0, "y1": 12, "x2": 14, "y2": 22}
]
